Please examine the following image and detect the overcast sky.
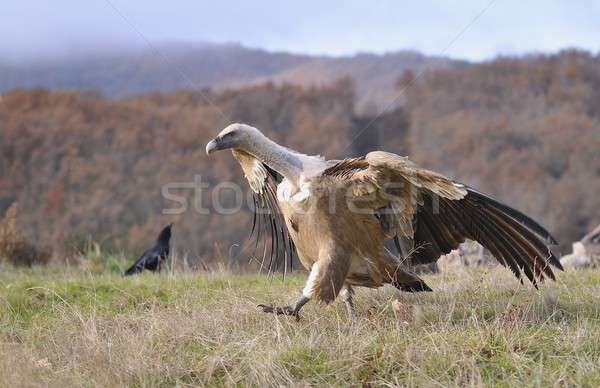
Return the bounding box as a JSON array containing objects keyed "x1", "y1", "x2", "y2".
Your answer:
[{"x1": 2, "y1": 0, "x2": 599, "y2": 62}]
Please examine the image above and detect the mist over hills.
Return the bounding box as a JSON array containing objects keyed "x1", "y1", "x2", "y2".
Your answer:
[{"x1": 0, "y1": 42, "x2": 465, "y2": 111}]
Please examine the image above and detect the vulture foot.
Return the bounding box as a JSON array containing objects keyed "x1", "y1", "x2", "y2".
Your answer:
[
  {"x1": 257, "y1": 304, "x2": 300, "y2": 320},
  {"x1": 257, "y1": 296, "x2": 309, "y2": 321}
]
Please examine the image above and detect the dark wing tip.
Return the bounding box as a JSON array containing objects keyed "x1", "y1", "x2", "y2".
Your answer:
[
  {"x1": 552, "y1": 253, "x2": 565, "y2": 272},
  {"x1": 466, "y1": 187, "x2": 558, "y2": 245}
]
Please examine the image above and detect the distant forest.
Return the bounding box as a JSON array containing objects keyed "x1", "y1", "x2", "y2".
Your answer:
[{"x1": 0, "y1": 50, "x2": 598, "y2": 266}]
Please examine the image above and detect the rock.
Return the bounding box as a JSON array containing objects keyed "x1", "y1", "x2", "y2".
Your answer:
[
  {"x1": 437, "y1": 241, "x2": 495, "y2": 272},
  {"x1": 560, "y1": 242, "x2": 591, "y2": 269},
  {"x1": 560, "y1": 224, "x2": 600, "y2": 269},
  {"x1": 581, "y1": 224, "x2": 600, "y2": 258}
]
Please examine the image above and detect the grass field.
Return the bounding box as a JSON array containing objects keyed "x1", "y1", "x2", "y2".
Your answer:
[{"x1": 1, "y1": 265, "x2": 600, "y2": 387}]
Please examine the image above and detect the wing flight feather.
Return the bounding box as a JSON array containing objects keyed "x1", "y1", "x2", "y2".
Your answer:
[
  {"x1": 322, "y1": 151, "x2": 561, "y2": 286},
  {"x1": 232, "y1": 150, "x2": 296, "y2": 275}
]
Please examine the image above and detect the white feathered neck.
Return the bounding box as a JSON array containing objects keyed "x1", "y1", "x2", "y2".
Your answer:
[{"x1": 243, "y1": 133, "x2": 327, "y2": 186}]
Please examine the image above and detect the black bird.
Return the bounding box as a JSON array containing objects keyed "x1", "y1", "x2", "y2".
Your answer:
[{"x1": 124, "y1": 223, "x2": 172, "y2": 276}]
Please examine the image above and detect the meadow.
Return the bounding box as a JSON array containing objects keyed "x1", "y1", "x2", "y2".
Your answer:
[{"x1": 1, "y1": 265, "x2": 600, "y2": 387}]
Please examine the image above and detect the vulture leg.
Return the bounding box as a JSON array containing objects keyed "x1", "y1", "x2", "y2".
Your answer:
[
  {"x1": 340, "y1": 285, "x2": 356, "y2": 319},
  {"x1": 257, "y1": 248, "x2": 349, "y2": 320},
  {"x1": 257, "y1": 296, "x2": 309, "y2": 320}
]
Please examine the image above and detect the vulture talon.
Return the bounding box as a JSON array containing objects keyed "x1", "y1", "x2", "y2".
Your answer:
[{"x1": 257, "y1": 304, "x2": 300, "y2": 319}]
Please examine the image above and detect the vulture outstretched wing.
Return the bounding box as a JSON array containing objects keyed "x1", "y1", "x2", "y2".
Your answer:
[
  {"x1": 323, "y1": 151, "x2": 562, "y2": 286},
  {"x1": 232, "y1": 150, "x2": 296, "y2": 275}
]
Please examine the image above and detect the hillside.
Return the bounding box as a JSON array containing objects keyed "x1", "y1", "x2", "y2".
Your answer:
[
  {"x1": 0, "y1": 80, "x2": 409, "y2": 265},
  {"x1": 232, "y1": 50, "x2": 463, "y2": 111},
  {"x1": 406, "y1": 49, "x2": 600, "y2": 246},
  {"x1": 0, "y1": 43, "x2": 464, "y2": 111},
  {"x1": 0, "y1": 43, "x2": 312, "y2": 97},
  {"x1": 0, "y1": 50, "x2": 598, "y2": 265}
]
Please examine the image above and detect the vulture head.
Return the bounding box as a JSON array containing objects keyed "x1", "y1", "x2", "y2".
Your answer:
[{"x1": 206, "y1": 123, "x2": 264, "y2": 155}]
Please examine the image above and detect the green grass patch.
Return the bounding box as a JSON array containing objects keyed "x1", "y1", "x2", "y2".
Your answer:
[{"x1": 1, "y1": 266, "x2": 600, "y2": 386}]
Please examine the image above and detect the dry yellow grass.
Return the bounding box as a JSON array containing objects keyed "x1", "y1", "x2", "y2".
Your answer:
[
  {"x1": 0, "y1": 204, "x2": 50, "y2": 267},
  {"x1": 1, "y1": 266, "x2": 600, "y2": 387}
]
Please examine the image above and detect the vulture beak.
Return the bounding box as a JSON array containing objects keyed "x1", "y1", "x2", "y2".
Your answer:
[{"x1": 205, "y1": 138, "x2": 220, "y2": 155}]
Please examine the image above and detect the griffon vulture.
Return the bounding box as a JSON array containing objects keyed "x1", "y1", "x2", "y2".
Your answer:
[{"x1": 206, "y1": 124, "x2": 561, "y2": 318}]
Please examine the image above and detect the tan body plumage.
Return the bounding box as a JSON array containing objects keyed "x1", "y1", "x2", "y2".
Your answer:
[
  {"x1": 206, "y1": 124, "x2": 562, "y2": 318},
  {"x1": 277, "y1": 159, "x2": 429, "y2": 304}
]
